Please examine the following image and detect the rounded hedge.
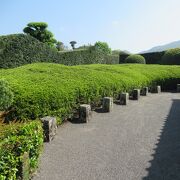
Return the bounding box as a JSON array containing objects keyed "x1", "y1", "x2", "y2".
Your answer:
[
  {"x1": 0, "y1": 79, "x2": 14, "y2": 111},
  {"x1": 125, "y1": 54, "x2": 146, "y2": 64},
  {"x1": 161, "y1": 48, "x2": 180, "y2": 65}
]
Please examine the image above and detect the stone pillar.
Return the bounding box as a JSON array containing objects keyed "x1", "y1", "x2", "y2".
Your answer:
[
  {"x1": 41, "y1": 116, "x2": 57, "y2": 142},
  {"x1": 151, "y1": 85, "x2": 161, "y2": 93},
  {"x1": 19, "y1": 152, "x2": 30, "y2": 180},
  {"x1": 141, "y1": 87, "x2": 148, "y2": 96},
  {"x1": 132, "y1": 89, "x2": 140, "y2": 100},
  {"x1": 119, "y1": 93, "x2": 129, "y2": 105},
  {"x1": 79, "y1": 104, "x2": 91, "y2": 123},
  {"x1": 177, "y1": 84, "x2": 180, "y2": 92},
  {"x1": 102, "y1": 97, "x2": 113, "y2": 112}
]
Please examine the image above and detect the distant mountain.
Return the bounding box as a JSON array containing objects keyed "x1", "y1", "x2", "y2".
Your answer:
[{"x1": 141, "y1": 40, "x2": 180, "y2": 53}]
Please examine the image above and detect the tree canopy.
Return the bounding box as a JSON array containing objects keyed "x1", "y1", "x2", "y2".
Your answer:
[
  {"x1": 94, "y1": 41, "x2": 111, "y2": 55},
  {"x1": 23, "y1": 22, "x2": 57, "y2": 47}
]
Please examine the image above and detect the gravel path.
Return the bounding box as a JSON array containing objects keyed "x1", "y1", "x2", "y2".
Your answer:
[{"x1": 33, "y1": 92, "x2": 180, "y2": 180}]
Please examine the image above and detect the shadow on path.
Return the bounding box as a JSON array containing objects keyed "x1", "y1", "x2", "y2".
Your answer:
[{"x1": 143, "y1": 99, "x2": 180, "y2": 180}]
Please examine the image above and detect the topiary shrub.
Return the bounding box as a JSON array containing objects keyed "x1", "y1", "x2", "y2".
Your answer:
[
  {"x1": 0, "y1": 79, "x2": 14, "y2": 111},
  {"x1": 125, "y1": 54, "x2": 146, "y2": 64},
  {"x1": 161, "y1": 48, "x2": 180, "y2": 65}
]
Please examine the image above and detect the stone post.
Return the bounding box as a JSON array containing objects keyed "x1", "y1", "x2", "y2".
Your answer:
[
  {"x1": 41, "y1": 116, "x2": 57, "y2": 142},
  {"x1": 141, "y1": 87, "x2": 148, "y2": 96},
  {"x1": 151, "y1": 85, "x2": 161, "y2": 93},
  {"x1": 132, "y1": 89, "x2": 140, "y2": 100},
  {"x1": 19, "y1": 152, "x2": 30, "y2": 180},
  {"x1": 102, "y1": 97, "x2": 113, "y2": 112},
  {"x1": 177, "y1": 84, "x2": 180, "y2": 92},
  {"x1": 79, "y1": 104, "x2": 91, "y2": 123},
  {"x1": 119, "y1": 93, "x2": 129, "y2": 105}
]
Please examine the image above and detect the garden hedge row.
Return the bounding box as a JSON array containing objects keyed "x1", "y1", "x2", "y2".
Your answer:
[
  {"x1": 0, "y1": 63, "x2": 179, "y2": 121},
  {"x1": 0, "y1": 121, "x2": 43, "y2": 179},
  {"x1": 0, "y1": 34, "x2": 118, "y2": 68},
  {"x1": 140, "y1": 51, "x2": 165, "y2": 64},
  {"x1": 120, "y1": 51, "x2": 165, "y2": 64},
  {"x1": 161, "y1": 48, "x2": 180, "y2": 65}
]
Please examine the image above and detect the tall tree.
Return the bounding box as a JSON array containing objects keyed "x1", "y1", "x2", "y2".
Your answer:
[{"x1": 23, "y1": 22, "x2": 57, "y2": 47}]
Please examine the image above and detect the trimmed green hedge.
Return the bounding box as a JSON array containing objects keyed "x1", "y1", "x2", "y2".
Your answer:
[
  {"x1": 161, "y1": 48, "x2": 180, "y2": 65},
  {"x1": 125, "y1": 54, "x2": 146, "y2": 64},
  {"x1": 103, "y1": 55, "x2": 119, "y2": 64},
  {"x1": 0, "y1": 34, "x2": 118, "y2": 68},
  {"x1": 57, "y1": 48, "x2": 104, "y2": 65},
  {"x1": 140, "y1": 51, "x2": 165, "y2": 64},
  {"x1": 0, "y1": 121, "x2": 43, "y2": 179},
  {"x1": 0, "y1": 63, "x2": 179, "y2": 121}
]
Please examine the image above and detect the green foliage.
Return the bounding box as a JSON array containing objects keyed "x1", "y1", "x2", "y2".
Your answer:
[
  {"x1": 0, "y1": 79, "x2": 14, "y2": 111},
  {"x1": 139, "y1": 51, "x2": 165, "y2": 64},
  {"x1": 94, "y1": 41, "x2": 112, "y2": 55},
  {"x1": 125, "y1": 54, "x2": 146, "y2": 64},
  {"x1": 0, "y1": 121, "x2": 43, "y2": 179},
  {"x1": 56, "y1": 41, "x2": 65, "y2": 51},
  {"x1": 161, "y1": 48, "x2": 180, "y2": 65},
  {"x1": 0, "y1": 63, "x2": 179, "y2": 121},
  {"x1": 0, "y1": 34, "x2": 58, "y2": 68},
  {"x1": 103, "y1": 55, "x2": 119, "y2": 64},
  {"x1": 0, "y1": 34, "x2": 118, "y2": 68},
  {"x1": 23, "y1": 22, "x2": 57, "y2": 47},
  {"x1": 112, "y1": 50, "x2": 121, "y2": 56}
]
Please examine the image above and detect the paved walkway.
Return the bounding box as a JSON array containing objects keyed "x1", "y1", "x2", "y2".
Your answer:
[{"x1": 33, "y1": 92, "x2": 180, "y2": 180}]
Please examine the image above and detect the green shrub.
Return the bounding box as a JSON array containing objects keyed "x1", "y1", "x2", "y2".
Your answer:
[
  {"x1": 161, "y1": 48, "x2": 180, "y2": 65},
  {"x1": 0, "y1": 63, "x2": 179, "y2": 121},
  {"x1": 0, "y1": 121, "x2": 43, "y2": 179},
  {"x1": 139, "y1": 51, "x2": 165, "y2": 64},
  {"x1": 125, "y1": 54, "x2": 146, "y2": 64},
  {"x1": 0, "y1": 79, "x2": 14, "y2": 111}
]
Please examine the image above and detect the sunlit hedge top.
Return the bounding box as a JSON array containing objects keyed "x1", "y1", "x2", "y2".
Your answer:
[{"x1": 0, "y1": 63, "x2": 179, "y2": 121}]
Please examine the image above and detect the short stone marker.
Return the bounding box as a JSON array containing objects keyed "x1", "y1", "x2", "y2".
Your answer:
[
  {"x1": 119, "y1": 93, "x2": 129, "y2": 105},
  {"x1": 19, "y1": 152, "x2": 30, "y2": 180},
  {"x1": 141, "y1": 87, "x2": 148, "y2": 96},
  {"x1": 41, "y1": 116, "x2": 57, "y2": 142},
  {"x1": 132, "y1": 89, "x2": 140, "y2": 100},
  {"x1": 151, "y1": 85, "x2": 161, "y2": 93},
  {"x1": 177, "y1": 84, "x2": 180, "y2": 92},
  {"x1": 102, "y1": 97, "x2": 113, "y2": 112},
  {"x1": 79, "y1": 104, "x2": 91, "y2": 123}
]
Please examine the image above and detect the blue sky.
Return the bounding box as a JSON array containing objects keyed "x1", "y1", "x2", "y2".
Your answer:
[{"x1": 1, "y1": 0, "x2": 180, "y2": 53}]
